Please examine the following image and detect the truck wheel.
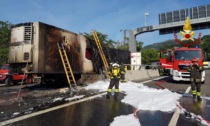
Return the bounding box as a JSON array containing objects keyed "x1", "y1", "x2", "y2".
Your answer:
[
  {"x1": 26, "y1": 76, "x2": 33, "y2": 84},
  {"x1": 5, "y1": 78, "x2": 12, "y2": 86},
  {"x1": 13, "y1": 81, "x2": 19, "y2": 85}
]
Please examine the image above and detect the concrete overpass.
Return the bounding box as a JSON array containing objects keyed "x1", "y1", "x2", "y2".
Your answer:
[{"x1": 128, "y1": 16, "x2": 210, "y2": 52}]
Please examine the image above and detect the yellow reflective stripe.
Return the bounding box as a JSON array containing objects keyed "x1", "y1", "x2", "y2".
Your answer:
[
  {"x1": 199, "y1": 66, "x2": 202, "y2": 70},
  {"x1": 107, "y1": 89, "x2": 112, "y2": 92},
  {"x1": 197, "y1": 92, "x2": 201, "y2": 96},
  {"x1": 196, "y1": 79, "x2": 201, "y2": 83},
  {"x1": 115, "y1": 89, "x2": 119, "y2": 92},
  {"x1": 192, "y1": 90, "x2": 196, "y2": 95},
  {"x1": 190, "y1": 78, "x2": 194, "y2": 81},
  {"x1": 121, "y1": 71, "x2": 125, "y2": 74},
  {"x1": 124, "y1": 66, "x2": 127, "y2": 71}
]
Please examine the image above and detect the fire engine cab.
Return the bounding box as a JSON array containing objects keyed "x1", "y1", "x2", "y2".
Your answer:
[{"x1": 171, "y1": 47, "x2": 205, "y2": 82}]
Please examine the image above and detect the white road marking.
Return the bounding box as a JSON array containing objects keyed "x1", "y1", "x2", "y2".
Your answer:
[
  {"x1": 185, "y1": 86, "x2": 191, "y2": 94},
  {"x1": 168, "y1": 84, "x2": 190, "y2": 126},
  {"x1": 168, "y1": 108, "x2": 181, "y2": 126},
  {"x1": 0, "y1": 92, "x2": 106, "y2": 126}
]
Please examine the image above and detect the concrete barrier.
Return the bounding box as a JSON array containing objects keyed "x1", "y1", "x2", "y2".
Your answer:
[
  {"x1": 78, "y1": 69, "x2": 160, "y2": 85},
  {"x1": 125, "y1": 69, "x2": 160, "y2": 81}
]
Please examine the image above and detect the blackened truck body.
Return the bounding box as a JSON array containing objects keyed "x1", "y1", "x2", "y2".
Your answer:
[{"x1": 7, "y1": 22, "x2": 130, "y2": 84}]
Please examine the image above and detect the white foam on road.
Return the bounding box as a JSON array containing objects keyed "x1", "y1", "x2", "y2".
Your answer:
[
  {"x1": 110, "y1": 114, "x2": 140, "y2": 126},
  {"x1": 85, "y1": 81, "x2": 181, "y2": 111},
  {"x1": 85, "y1": 81, "x2": 181, "y2": 126}
]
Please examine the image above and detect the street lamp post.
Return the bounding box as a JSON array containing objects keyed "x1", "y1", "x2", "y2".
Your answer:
[
  {"x1": 120, "y1": 29, "x2": 127, "y2": 44},
  {"x1": 144, "y1": 12, "x2": 149, "y2": 26}
]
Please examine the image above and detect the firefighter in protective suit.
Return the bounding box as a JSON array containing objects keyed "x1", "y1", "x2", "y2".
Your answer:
[
  {"x1": 107, "y1": 63, "x2": 125, "y2": 99},
  {"x1": 187, "y1": 58, "x2": 204, "y2": 101}
]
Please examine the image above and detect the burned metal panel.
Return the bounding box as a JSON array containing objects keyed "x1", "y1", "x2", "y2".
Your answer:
[
  {"x1": 85, "y1": 37, "x2": 103, "y2": 74},
  {"x1": 77, "y1": 35, "x2": 94, "y2": 73},
  {"x1": 105, "y1": 48, "x2": 131, "y2": 65},
  {"x1": 85, "y1": 37, "x2": 131, "y2": 73},
  {"x1": 37, "y1": 22, "x2": 82, "y2": 73},
  {"x1": 8, "y1": 24, "x2": 33, "y2": 63},
  {"x1": 103, "y1": 48, "x2": 131, "y2": 67}
]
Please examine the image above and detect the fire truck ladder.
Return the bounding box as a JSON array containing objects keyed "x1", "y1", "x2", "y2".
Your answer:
[
  {"x1": 57, "y1": 43, "x2": 77, "y2": 91},
  {"x1": 92, "y1": 30, "x2": 109, "y2": 77}
]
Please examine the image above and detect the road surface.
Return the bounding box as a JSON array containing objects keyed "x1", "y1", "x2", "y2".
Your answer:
[{"x1": 1, "y1": 69, "x2": 210, "y2": 126}]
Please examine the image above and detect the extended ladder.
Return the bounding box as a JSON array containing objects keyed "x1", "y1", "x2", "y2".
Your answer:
[
  {"x1": 92, "y1": 30, "x2": 109, "y2": 77},
  {"x1": 57, "y1": 43, "x2": 77, "y2": 90}
]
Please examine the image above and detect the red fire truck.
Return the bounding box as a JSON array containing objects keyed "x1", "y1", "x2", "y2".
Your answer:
[
  {"x1": 0, "y1": 64, "x2": 33, "y2": 86},
  {"x1": 171, "y1": 47, "x2": 205, "y2": 82},
  {"x1": 159, "y1": 49, "x2": 173, "y2": 76}
]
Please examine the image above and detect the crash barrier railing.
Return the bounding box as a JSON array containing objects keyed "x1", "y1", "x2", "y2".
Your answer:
[
  {"x1": 123, "y1": 64, "x2": 160, "y2": 81},
  {"x1": 123, "y1": 64, "x2": 160, "y2": 71}
]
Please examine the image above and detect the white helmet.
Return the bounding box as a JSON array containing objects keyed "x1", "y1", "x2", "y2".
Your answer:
[{"x1": 112, "y1": 63, "x2": 119, "y2": 67}]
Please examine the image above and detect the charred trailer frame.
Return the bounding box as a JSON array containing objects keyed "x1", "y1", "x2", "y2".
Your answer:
[{"x1": 8, "y1": 22, "x2": 130, "y2": 85}]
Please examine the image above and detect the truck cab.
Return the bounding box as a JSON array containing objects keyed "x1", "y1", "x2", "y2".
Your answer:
[
  {"x1": 172, "y1": 47, "x2": 205, "y2": 82},
  {"x1": 0, "y1": 64, "x2": 33, "y2": 86},
  {"x1": 0, "y1": 64, "x2": 9, "y2": 83},
  {"x1": 159, "y1": 50, "x2": 173, "y2": 76}
]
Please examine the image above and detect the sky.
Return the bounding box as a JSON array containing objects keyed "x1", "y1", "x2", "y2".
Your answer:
[{"x1": 1, "y1": 0, "x2": 210, "y2": 47}]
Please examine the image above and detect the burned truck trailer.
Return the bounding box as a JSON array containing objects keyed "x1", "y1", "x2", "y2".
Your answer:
[{"x1": 8, "y1": 22, "x2": 130, "y2": 84}]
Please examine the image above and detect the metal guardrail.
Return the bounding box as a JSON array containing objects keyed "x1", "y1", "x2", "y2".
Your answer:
[{"x1": 123, "y1": 64, "x2": 160, "y2": 70}]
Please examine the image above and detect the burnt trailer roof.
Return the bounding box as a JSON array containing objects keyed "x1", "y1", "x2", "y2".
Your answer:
[{"x1": 12, "y1": 22, "x2": 76, "y2": 35}]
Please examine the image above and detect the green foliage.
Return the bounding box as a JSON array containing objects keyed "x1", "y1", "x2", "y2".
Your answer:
[
  {"x1": 83, "y1": 31, "x2": 116, "y2": 48},
  {"x1": 200, "y1": 35, "x2": 210, "y2": 60},
  {"x1": 142, "y1": 39, "x2": 176, "y2": 51},
  {"x1": 117, "y1": 43, "x2": 128, "y2": 50},
  {"x1": 0, "y1": 45, "x2": 8, "y2": 67},
  {"x1": 142, "y1": 48, "x2": 159, "y2": 64},
  {"x1": 0, "y1": 21, "x2": 12, "y2": 67},
  {"x1": 0, "y1": 21, "x2": 12, "y2": 46},
  {"x1": 136, "y1": 41, "x2": 144, "y2": 52},
  {"x1": 200, "y1": 35, "x2": 210, "y2": 53}
]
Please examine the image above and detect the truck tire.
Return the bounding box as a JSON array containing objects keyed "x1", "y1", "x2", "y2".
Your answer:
[
  {"x1": 5, "y1": 77, "x2": 12, "y2": 86},
  {"x1": 13, "y1": 81, "x2": 19, "y2": 85},
  {"x1": 26, "y1": 76, "x2": 33, "y2": 84}
]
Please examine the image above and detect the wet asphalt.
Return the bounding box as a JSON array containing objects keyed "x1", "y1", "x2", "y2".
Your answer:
[
  {"x1": 1, "y1": 72, "x2": 210, "y2": 126},
  {"x1": 5, "y1": 93, "x2": 210, "y2": 126}
]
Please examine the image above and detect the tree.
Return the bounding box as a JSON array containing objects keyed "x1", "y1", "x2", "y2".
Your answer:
[
  {"x1": 0, "y1": 21, "x2": 12, "y2": 67},
  {"x1": 117, "y1": 43, "x2": 129, "y2": 50},
  {"x1": 200, "y1": 35, "x2": 210, "y2": 60},
  {"x1": 136, "y1": 41, "x2": 144, "y2": 52},
  {"x1": 200, "y1": 35, "x2": 210, "y2": 53},
  {"x1": 142, "y1": 48, "x2": 159, "y2": 64},
  {"x1": 0, "y1": 21, "x2": 12, "y2": 46},
  {"x1": 82, "y1": 31, "x2": 116, "y2": 48}
]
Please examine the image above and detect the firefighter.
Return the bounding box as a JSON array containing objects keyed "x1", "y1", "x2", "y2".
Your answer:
[
  {"x1": 120, "y1": 63, "x2": 126, "y2": 83},
  {"x1": 107, "y1": 63, "x2": 125, "y2": 99},
  {"x1": 187, "y1": 58, "x2": 204, "y2": 101}
]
